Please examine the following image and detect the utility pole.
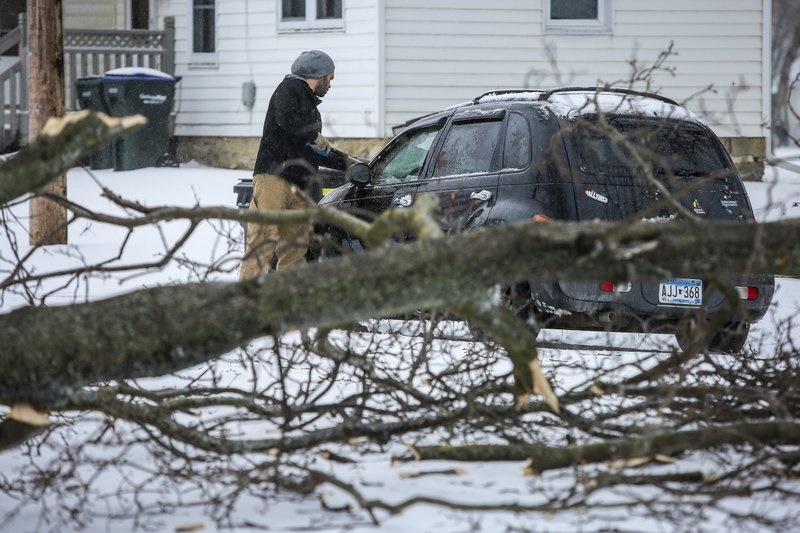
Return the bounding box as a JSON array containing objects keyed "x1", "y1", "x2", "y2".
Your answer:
[{"x1": 27, "y1": 0, "x2": 67, "y2": 245}]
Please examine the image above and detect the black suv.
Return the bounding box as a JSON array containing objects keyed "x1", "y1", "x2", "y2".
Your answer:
[{"x1": 315, "y1": 87, "x2": 774, "y2": 352}]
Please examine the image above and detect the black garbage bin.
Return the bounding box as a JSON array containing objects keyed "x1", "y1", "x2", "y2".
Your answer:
[
  {"x1": 232, "y1": 168, "x2": 346, "y2": 243},
  {"x1": 233, "y1": 178, "x2": 253, "y2": 241},
  {"x1": 75, "y1": 76, "x2": 114, "y2": 169},
  {"x1": 101, "y1": 68, "x2": 181, "y2": 171}
]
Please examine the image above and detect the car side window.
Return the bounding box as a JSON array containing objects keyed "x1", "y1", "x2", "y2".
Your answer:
[
  {"x1": 503, "y1": 112, "x2": 532, "y2": 169},
  {"x1": 372, "y1": 127, "x2": 440, "y2": 185},
  {"x1": 432, "y1": 119, "x2": 503, "y2": 177}
]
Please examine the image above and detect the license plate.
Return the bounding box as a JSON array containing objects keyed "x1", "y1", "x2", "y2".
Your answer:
[{"x1": 659, "y1": 278, "x2": 702, "y2": 305}]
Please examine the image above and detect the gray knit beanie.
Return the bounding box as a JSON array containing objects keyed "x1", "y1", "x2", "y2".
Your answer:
[{"x1": 290, "y1": 50, "x2": 335, "y2": 79}]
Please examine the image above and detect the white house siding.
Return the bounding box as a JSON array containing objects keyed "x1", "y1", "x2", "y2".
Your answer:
[
  {"x1": 63, "y1": 0, "x2": 126, "y2": 30},
  {"x1": 161, "y1": 0, "x2": 381, "y2": 138},
  {"x1": 384, "y1": 0, "x2": 766, "y2": 139}
]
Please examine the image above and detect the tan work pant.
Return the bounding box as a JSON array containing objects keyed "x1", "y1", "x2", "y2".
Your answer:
[{"x1": 239, "y1": 173, "x2": 310, "y2": 279}]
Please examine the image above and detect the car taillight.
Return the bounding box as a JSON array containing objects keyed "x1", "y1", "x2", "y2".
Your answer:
[
  {"x1": 531, "y1": 214, "x2": 552, "y2": 222},
  {"x1": 736, "y1": 286, "x2": 759, "y2": 300},
  {"x1": 599, "y1": 281, "x2": 632, "y2": 293}
]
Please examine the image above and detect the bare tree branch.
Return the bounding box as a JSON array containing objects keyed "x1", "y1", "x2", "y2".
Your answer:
[
  {"x1": 0, "y1": 111, "x2": 145, "y2": 206},
  {"x1": 400, "y1": 422, "x2": 800, "y2": 473}
]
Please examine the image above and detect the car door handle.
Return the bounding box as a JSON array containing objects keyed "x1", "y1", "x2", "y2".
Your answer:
[
  {"x1": 393, "y1": 194, "x2": 413, "y2": 207},
  {"x1": 470, "y1": 190, "x2": 492, "y2": 201}
]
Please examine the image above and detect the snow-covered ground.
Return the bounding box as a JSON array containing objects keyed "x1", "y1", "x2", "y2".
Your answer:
[{"x1": 1, "y1": 148, "x2": 800, "y2": 532}]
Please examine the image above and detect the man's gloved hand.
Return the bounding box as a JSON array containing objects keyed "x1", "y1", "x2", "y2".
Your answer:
[{"x1": 307, "y1": 133, "x2": 332, "y2": 156}]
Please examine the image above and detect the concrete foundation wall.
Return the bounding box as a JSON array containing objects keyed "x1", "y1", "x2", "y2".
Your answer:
[
  {"x1": 720, "y1": 137, "x2": 766, "y2": 181},
  {"x1": 176, "y1": 135, "x2": 766, "y2": 181},
  {"x1": 176, "y1": 136, "x2": 389, "y2": 171}
]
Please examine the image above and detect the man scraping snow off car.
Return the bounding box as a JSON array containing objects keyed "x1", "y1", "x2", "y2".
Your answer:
[{"x1": 240, "y1": 49, "x2": 355, "y2": 278}]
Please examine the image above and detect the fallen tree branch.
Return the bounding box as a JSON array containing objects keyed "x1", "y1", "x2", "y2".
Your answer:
[
  {"x1": 39, "y1": 189, "x2": 373, "y2": 244},
  {"x1": 398, "y1": 421, "x2": 800, "y2": 473},
  {"x1": 0, "y1": 216, "x2": 796, "y2": 404},
  {"x1": 458, "y1": 301, "x2": 556, "y2": 410},
  {"x1": 60, "y1": 389, "x2": 526, "y2": 454},
  {"x1": 0, "y1": 111, "x2": 145, "y2": 205},
  {"x1": 0, "y1": 403, "x2": 51, "y2": 451},
  {"x1": 582, "y1": 470, "x2": 711, "y2": 491}
]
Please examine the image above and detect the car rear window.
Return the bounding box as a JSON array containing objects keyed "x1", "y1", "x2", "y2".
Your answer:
[
  {"x1": 569, "y1": 117, "x2": 750, "y2": 222},
  {"x1": 503, "y1": 112, "x2": 532, "y2": 169},
  {"x1": 575, "y1": 117, "x2": 730, "y2": 178}
]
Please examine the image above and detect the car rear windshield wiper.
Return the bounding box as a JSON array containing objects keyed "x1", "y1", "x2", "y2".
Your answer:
[{"x1": 670, "y1": 168, "x2": 706, "y2": 177}]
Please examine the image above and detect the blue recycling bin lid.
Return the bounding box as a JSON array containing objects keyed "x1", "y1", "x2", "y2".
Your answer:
[{"x1": 102, "y1": 67, "x2": 182, "y2": 83}]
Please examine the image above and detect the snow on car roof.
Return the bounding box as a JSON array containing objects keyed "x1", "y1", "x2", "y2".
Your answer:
[
  {"x1": 468, "y1": 88, "x2": 705, "y2": 124},
  {"x1": 546, "y1": 91, "x2": 703, "y2": 123},
  {"x1": 473, "y1": 90, "x2": 544, "y2": 102}
]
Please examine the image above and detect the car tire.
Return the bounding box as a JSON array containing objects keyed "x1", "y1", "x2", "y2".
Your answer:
[
  {"x1": 707, "y1": 321, "x2": 750, "y2": 354},
  {"x1": 465, "y1": 283, "x2": 539, "y2": 342},
  {"x1": 308, "y1": 226, "x2": 352, "y2": 262},
  {"x1": 675, "y1": 320, "x2": 750, "y2": 354}
]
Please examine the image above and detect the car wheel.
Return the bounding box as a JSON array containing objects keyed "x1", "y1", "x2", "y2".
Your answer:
[
  {"x1": 504, "y1": 283, "x2": 541, "y2": 336},
  {"x1": 465, "y1": 284, "x2": 539, "y2": 342},
  {"x1": 308, "y1": 227, "x2": 350, "y2": 262},
  {"x1": 707, "y1": 321, "x2": 750, "y2": 354},
  {"x1": 675, "y1": 320, "x2": 750, "y2": 354}
]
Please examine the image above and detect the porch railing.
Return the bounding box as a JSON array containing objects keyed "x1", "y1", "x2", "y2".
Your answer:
[
  {"x1": 0, "y1": 14, "x2": 175, "y2": 151},
  {"x1": 64, "y1": 20, "x2": 175, "y2": 111},
  {"x1": 0, "y1": 21, "x2": 25, "y2": 150}
]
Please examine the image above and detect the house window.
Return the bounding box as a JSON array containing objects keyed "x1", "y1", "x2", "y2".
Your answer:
[
  {"x1": 545, "y1": 0, "x2": 612, "y2": 35},
  {"x1": 279, "y1": 0, "x2": 344, "y2": 32},
  {"x1": 192, "y1": 0, "x2": 215, "y2": 54},
  {"x1": 131, "y1": 0, "x2": 149, "y2": 29}
]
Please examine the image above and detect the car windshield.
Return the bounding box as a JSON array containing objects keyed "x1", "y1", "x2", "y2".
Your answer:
[{"x1": 372, "y1": 127, "x2": 440, "y2": 184}]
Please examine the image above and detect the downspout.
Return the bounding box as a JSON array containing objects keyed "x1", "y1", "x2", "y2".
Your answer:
[
  {"x1": 376, "y1": 0, "x2": 386, "y2": 137},
  {"x1": 764, "y1": 0, "x2": 800, "y2": 175},
  {"x1": 150, "y1": 0, "x2": 157, "y2": 30}
]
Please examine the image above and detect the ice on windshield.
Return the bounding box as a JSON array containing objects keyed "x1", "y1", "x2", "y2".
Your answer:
[{"x1": 373, "y1": 128, "x2": 441, "y2": 184}]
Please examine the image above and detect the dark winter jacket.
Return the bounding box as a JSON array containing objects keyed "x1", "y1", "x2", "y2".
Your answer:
[{"x1": 252, "y1": 75, "x2": 346, "y2": 189}]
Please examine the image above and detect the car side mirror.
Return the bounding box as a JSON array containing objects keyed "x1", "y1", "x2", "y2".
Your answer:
[{"x1": 346, "y1": 162, "x2": 371, "y2": 187}]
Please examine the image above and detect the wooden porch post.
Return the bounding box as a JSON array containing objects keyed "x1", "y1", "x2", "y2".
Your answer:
[
  {"x1": 18, "y1": 13, "x2": 29, "y2": 143},
  {"x1": 27, "y1": 0, "x2": 67, "y2": 245},
  {"x1": 162, "y1": 17, "x2": 176, "y2": 75}
]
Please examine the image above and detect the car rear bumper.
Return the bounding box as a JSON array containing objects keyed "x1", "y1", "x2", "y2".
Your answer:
[{"x1": 528, "y1": 275, "x2": 775, "y2": 333}]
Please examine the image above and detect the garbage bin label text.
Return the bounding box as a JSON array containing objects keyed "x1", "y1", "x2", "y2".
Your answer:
[{"x1": 139, "y1": 93, "x2": 168, "y2": 105}]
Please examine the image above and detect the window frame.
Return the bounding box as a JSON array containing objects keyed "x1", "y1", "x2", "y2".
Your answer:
[
  {"x1": 190, "y1": 0, "x2": 217, "y2": 67},
  {"x1": 278, "y1": 0, "x2": 345, "y2": 33},
  {"x1": 431, "y1": 117, "x2": 505, "y2": 178},
  {"x1": 544, "y1": 0, "x2": 613, "y2": 35}
]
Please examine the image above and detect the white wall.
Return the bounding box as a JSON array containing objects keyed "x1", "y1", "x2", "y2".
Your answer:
[
  {"x1": 384, "y1": 0, "x2": 766, "y2": 139},
  {"x1": 163, "y1": 0, "x2": 766, "y2": 140},
  {"x1": 162, "y1": 0, "x2": 381, "y2": 138},
  {"x1": 64, "y1": 0, "x2": 126, "y2": 30}
]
